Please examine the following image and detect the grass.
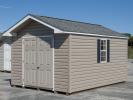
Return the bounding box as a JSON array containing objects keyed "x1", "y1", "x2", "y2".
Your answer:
[{"x1": 128, "y1": 46, "x2": 133, "y2": 59}]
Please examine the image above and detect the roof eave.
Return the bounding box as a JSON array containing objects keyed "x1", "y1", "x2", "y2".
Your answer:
[
  {"x1": 2, "y1": 14, "x2": 128, "y2": 39},
  {"x1": 3, "y1": 15, "x2": 63, "y2": 36},
  {"x1": 61, "y1": 31, "x2": 128, "y2": 39}
]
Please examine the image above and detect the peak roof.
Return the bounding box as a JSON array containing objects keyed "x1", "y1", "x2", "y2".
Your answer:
[{"x1": 30, "y1": 14, "x2": 126, "y2": 37}]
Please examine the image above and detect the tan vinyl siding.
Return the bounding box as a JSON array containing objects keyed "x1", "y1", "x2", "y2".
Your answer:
[
  {"x1": 11, "y1": 20, "x2": 53, "y2": 86},
  {"x1": 54, "y1": 34, "x2": 69, "y2": 92},
  {"x1": 11, "y1": 36, "x2": 22, "y2": 85},
  {"x1": 69, "y1": 34, "x2": 128, "y2": 93}
]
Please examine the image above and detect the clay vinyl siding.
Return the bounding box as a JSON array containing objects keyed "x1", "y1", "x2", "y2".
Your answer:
[
  {"x1": 11, "y1": 20, "x2": 53, "y2": 86},
  {"x1": 54, "y1": 34, "x2": 69, "y2": 92},
  {"x1": 69, "y1": 34, "x2": 128, "y2": 93},
  {"x1": 11, "y1": 36, "x2": 23, "y2": 85}
]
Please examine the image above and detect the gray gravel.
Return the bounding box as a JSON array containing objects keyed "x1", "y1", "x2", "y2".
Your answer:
[{"x1": 0, "y1": 60, "x2": 133, "y2": 100}]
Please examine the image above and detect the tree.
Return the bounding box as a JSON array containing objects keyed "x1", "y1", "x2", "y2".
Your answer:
[
  {"x1": 129, "y1": 36, "x2": 133, "y2": 47},
  {"x1": 122, "y1": 33, "x2": 133, "y2": 47},
  {"x1": 123, "y1": 33, "x2": 131, "y2": 37}
]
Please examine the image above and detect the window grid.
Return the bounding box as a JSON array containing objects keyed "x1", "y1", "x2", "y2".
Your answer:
[{"x1": 100, "y1": 39, "x2": 107, "y2": 63}]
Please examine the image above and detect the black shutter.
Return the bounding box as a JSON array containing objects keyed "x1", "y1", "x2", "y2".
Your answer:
[
  {"x1": 97, "y1": 39, "x2": 100, "y2": 63},
  {"x1": 107, "y1": 40, "x2": 110, "y2": 62}
]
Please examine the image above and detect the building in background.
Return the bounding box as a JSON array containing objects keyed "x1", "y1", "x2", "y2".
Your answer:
[{"x1": 0, "y1": 33, "x2": 11, "y2": 72}]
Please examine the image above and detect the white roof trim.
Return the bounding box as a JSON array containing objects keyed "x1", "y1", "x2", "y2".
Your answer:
[
  {"x1": 3, "y1": 15, "x2": 63, "y2": 36},
  {"x1": 62, "y1": 31, "x2": 128, "y2": 39}
]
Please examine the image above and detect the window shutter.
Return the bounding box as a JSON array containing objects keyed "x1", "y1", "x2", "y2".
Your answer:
[
  {"x1": 107, "y1": 40, "x2": 110, "y2": 62},
  {"x1": 97, "y1": 39, "x2": 100, "y2": 63}
]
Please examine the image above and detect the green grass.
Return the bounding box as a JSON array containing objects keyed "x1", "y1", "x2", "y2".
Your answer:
[{"x1": 128, "y1": 46, "x2": 133, "y2": 59}]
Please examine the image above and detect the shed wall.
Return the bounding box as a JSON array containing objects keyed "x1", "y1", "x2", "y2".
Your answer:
[
  {"x1": 11, "y1": 20, "x2": 70, "y2": 93},
  {"x1": 69, "y1": 34, "x2": 128, "y2": 93},
  {"x1": 11, "y1": 36, "x2": 22, "y2": 85},
  {"x1": 54, "y1": 34, "x2": 69, "y2": 92},
  {"x1": 11, "y1": 20, "x2": 53, "y2": 86}
]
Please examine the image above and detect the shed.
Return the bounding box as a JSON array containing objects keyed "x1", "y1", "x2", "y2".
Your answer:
[
  {"x1": 3, "y1": 14, "x2": 128, "y2": 93},
  {"x1": 0, "y1": 33, "x2": 11, "y2": 71}
]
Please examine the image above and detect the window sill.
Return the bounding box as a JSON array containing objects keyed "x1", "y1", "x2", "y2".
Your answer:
[{"x1": 100, "y1": 61, "x2": 107, "y2": 63}]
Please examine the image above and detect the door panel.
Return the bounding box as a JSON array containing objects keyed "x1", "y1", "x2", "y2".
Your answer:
[
  {"x1": 24, "y1": 38, "x2": 37, "y2": 86},
  {"x1": 23, "y1": 37, "x2": 53, "y2": 89},
  {"x1": 37, "y1": 37, "x2": 53, "y2": 88}
]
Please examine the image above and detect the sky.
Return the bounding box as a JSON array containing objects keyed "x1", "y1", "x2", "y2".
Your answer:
[{"x1": 0, "y1": 0, "x2": 133, "y2": 34}]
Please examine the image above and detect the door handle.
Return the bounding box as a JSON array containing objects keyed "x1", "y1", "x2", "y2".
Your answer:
[{"x1": 37, "y1": 67, "x2": 40, "y2": 69}]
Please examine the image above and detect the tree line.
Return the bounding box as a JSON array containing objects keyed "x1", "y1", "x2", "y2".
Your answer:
[{"x1": 124, "y1": 33, "x2": 133, "y2": 47}]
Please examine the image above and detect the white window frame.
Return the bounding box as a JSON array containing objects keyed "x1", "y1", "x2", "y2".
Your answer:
[{"x1": 100, "y1": 39, "x2": 107, "y2": 63}]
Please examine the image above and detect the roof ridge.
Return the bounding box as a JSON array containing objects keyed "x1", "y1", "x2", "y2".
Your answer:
[
  {"x1": 28, "y1": 14, "x2": 126, "y2": 38},
  {"x1": 30, "y1": 14, "x2": 102, "y2": 26}
]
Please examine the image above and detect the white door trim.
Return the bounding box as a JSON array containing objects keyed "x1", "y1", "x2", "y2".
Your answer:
[{"x1": 22, "y1": 35, "x2": 54, "y2": 90}]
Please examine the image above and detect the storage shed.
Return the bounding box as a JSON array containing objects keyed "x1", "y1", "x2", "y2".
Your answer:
[
  {"x1": 3, "y1": 14, "x2": 128, "y2": 93},
  {"x1": 0, "y1": 33, "x2": 11, "y2": 71}
]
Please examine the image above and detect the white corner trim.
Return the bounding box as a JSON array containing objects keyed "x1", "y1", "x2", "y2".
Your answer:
[
  {"x1": 52, "y1": 36, "x2": 54, "y2": 91},
  {"x1": 3, "y1": 15, "x2": 63, "y2": 36},
  {"x1": 62, "y1": 31, "x2": 128, "y2": 39}
]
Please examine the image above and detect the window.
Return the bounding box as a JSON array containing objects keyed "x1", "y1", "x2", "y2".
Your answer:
[
  {"x1": 97, "y1": 39, "x2": 110, "y2": 63},
  {"x1": 100, "y1": 39, "x2": 107, "y2": 62}
]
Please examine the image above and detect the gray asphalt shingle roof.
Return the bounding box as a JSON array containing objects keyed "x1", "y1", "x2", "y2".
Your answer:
[{"x1": 30, "y1": 14, "x2": 126, "y2": 37}]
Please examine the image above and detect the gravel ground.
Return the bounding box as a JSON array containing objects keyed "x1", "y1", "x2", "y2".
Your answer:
[{"x1": 0, "y1": 60, "x2": 133, "y2": 100}]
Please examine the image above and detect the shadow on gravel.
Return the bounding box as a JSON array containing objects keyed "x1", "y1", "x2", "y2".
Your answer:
[
  {"x1": 106, "y1": 82, "x2": 133, "y2": 89},
  {"x1": 2, "y1": 79, "x2": 11, "y2": 86},
  {"x1": 95, "y1": 81, "x2": 133, "y2": 100},
  {"x1": 3, "y1": 79, "x2": 11, "y2": 81}
]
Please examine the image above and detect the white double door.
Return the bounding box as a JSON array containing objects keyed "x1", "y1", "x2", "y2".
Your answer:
[{"x1": 23, "y1": 37, "x2": 53, "y2": 89}]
